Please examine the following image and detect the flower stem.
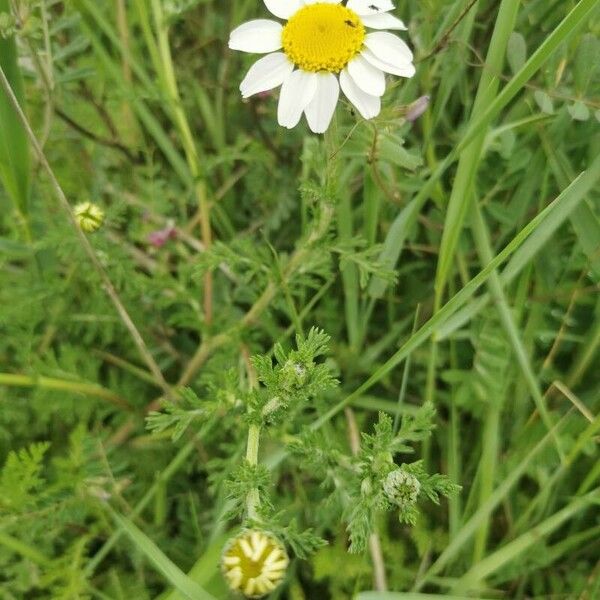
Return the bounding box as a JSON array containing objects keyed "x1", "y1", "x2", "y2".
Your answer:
[{"x1": 245, "y1": 423, "x2": 262, "y2": 521}]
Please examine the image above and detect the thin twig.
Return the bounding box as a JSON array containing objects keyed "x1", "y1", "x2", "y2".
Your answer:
[{"x1": 54, "y1": 107, "x2": 139, "y2": 162}]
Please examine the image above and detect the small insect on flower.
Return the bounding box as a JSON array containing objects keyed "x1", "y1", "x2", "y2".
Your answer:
[
  {"x1": 383, "y1": 468, "x2": 421, "y2": 507},
  {"x1": 221, "y1": 529, "x2": 289, "y2": 598},
  {"x1": 229, "y1": 0, "x2": 415, "y2": 133},
  {"x1": 74, "y1": 202, "x2": 105, "y2": 233}
]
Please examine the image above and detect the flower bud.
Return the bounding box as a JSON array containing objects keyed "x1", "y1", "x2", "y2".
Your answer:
[
  {"x1": 383, "y1": 468, "x2": 421, "y2": 507},
  {"x1": 221, "y1": 529, "x2": 289, "y2": 598},
  {"x1": 74, "y1": 202, "x2": 105, "y2": 233},
  {"x1": 281, "y1": 360, "x2": 307, "y2": 389},
  {"x1": 261, "y1": 396, "x2": 282, "y2": 418}
]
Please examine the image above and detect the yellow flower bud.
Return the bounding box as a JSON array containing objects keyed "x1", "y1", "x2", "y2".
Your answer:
[
  {"x1": 221, "y1": 530, "x2": 289, "y2": 598},
  {"x1": 74, "y1": 202, "x2": 104, "y2": 233}
]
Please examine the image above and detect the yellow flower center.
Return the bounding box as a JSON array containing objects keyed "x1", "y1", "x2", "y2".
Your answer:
[
  {"x1": 221, "y1": 530, "x2": 289, "y2": 598},
  {"x1": 282, "y1": 4, "x2": 365, "y2": 73}
]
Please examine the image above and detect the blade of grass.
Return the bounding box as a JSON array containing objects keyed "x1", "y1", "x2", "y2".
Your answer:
[
  {"x1": 108, "y1": 509, "x2": 216, "y2": 600},
  {"x1": 365, "y1": 0, "x2": 597, "y2": 345},
  {"x1": 0, "y1": 0, "x2": 30, "y2": 236},
  {"x1": 434, "y1": 0, "x2": 521, "y2": 298},
  {"x1": 0, "y1": 373, "x2": 131, "y2": 410},
  {"x1": 451, "y1": 488, "x2": 599, "y2": 593},
  {"x1": 74, "y1": 10, "x2": 190, "y2": 184},
  {"x1": 437, "y1": 153, "x2": 600, "y2": 340},
  {"x1": 85, "y1": 438, "x2": 198, "y2": 576},
  {"x1": 159, "y1": 535, "x2": 230, "y2": 600},
  {"x1": 312, "y1": 171, "x2": 595, "y2": 429},
  {"x1": 358, "y1": 593, "x2": 494, "y2": 600},
  {"x1": 470, "y1": 203, "x2": 563, "y2": 457},
  {"x1": 413, "y1": 414, "x2": 570, "y2": 591}
]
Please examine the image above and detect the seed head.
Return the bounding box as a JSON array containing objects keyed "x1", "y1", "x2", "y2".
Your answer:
[{"x1": 221, "y1": 529, "x2": 289, "y2": 598}]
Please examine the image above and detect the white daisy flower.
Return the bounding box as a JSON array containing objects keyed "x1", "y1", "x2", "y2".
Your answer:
[{"x1": 229, "y1": 0, "x2": 415, "y2": 133}]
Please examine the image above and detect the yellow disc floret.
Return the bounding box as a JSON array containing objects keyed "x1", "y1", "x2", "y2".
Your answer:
[
  {"x1": 282, "y1": 4, "x2": 365, "y2": 73},
  {"x1": 221, "y1": 530, "x2": 289, "y2": 598}
]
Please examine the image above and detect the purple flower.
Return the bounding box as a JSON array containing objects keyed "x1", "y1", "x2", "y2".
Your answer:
[{"x1": 148, "y1": 223, "x2": 177, "y2": 248}]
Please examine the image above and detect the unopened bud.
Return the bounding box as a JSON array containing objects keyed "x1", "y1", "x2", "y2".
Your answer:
[
  {"x1": 383, "y1": 468, "x2": 421, "y2": 507},
  {"x1": 74, "y1": 202, "x2": 104, "y2": 233}
]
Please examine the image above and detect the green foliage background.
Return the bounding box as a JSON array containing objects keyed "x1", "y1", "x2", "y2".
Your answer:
[{"x1": 0, "y1": 0, "x2": 599, "y2": 598}]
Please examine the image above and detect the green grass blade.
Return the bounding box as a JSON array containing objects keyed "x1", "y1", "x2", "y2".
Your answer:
[
  {"x1": 358, "y1": 594, "x2": 494, "y2": 600},
  {"x1": 0, "y1": 0, "x2": 30, "y2": 217},
  {"x1": 470, "y1": 204, "x2": 563, "y2": 457},
  {"x1": 452, "y1": 489, "x2": 599, "y2": 593},
  {"x1": 437, "y1": 154, "x2": 600, "y2": 340},
  {"x1": 160, "y1": 535, "x2": 230, "y2": 600},
  {"x1": 313, "y1": 172, "x2": 594, "y2": 428},
  {"x1": 434, "y1": 0, "x2": 521, "y2": 297},
  {"x1": 109, "y1": 509, "x2": 216, "y2": 600},
  {"x1": 365, "y1": 0, "x2": 597, "y2": 311},
  {"x1": 413, "y1": 416, "x2": 569, "y2": 590}
]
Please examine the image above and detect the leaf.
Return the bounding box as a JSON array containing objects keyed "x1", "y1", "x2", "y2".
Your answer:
[
  {"x1": 567, "y1": 101, "x2": 591, "y2": 121},
  {"x1": 507, "y1": 32, "x2": 527, "y2": 73},
  {"x1": 109, "y1": 509, "x2": 217, "y2": 600},
  {"x1": 534, "y1": 90, "x2": 554, "y2": 114},
  {"x1": 159, "y1": 535, "x2": 231, "y2": 600},
  {"x1": 367, "y1": 198, "x2": 418, "y2": 299},
  {"x1": 377, "y1": 132, "x2": 423, "y2": 171}
]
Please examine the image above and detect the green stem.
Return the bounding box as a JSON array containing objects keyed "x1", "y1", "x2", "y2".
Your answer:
[
  {"x1": 0, "y1": 373, "x2": 131, "y2": 410},
  {"x1": 245, "y1": 423, "x2": 262, "y2": 521}
]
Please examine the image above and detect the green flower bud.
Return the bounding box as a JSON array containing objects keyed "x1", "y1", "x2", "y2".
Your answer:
[
  {"x1": 361, "y1": 477, "x2": 373, "y2": 497},
  {"x1": 281, "y1": 360, "x2": 307, "y2": 389},
  {"x1": 221, "y1": 529, "x2": 289, "y2": 598},
  {"x1": 383, "y1": 468, "x2": 421, "y2": 507},
  {"x1": 74, "y1": 202, "x2": 105, "y2": 233}
]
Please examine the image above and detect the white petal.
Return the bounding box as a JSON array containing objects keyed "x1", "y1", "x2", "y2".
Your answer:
[
  {"x1": 277, "y1": 70, "x2": 318, "y2": 129},
  {"x1": 361, "y1": 48, "x2": 415, "y2": 77},
  {"x1": 263, "y1": 0, "x2": 303, "y2": 19},
  {"x1": 304, "y1": 73, "x2": 340, "y2": 133},
  {"x1": 303, "y1": 0, "x2": 342, "y2": 4},
  {"x1": 364, "y1": 32, "x2": 413, "y2": 66},
  {"x1": 240, "y1": 53, "x2": 294, "y2": 98},
  {"x1": 347, "y1": 0, "x2": 395, "y2": 16},
  {"x1": 339, "y1": 68, "x2": 380, "y2": 120},
  {"x1": 347, "y1": 55, "x2": 386, "y2": 97},
  {"x1": 362, "y1": 13, "x2": 406, "y2": 30},
  {"x1": 229, "y1": 20, "x2": 283, "y2": 53}
]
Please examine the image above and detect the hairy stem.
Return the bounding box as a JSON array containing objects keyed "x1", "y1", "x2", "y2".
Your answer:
[{"x1": 245, "y1": 423, "x2": 261, "y2": 521}]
